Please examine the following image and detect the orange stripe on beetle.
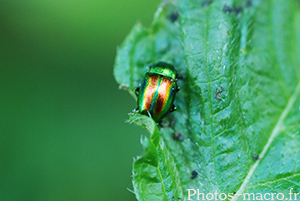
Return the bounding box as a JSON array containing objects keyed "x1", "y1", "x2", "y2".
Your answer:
[
  {"x1": 155, "y1": 77, "x2": 173, "y2": 115},
  {"x1": 141, "y1": 74, "x2": 160, "y2": 111}
]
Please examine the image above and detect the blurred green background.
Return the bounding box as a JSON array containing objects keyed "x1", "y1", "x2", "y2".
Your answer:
[{"x1": 0, "y1": 0, "x2": 160, "y2": 200}]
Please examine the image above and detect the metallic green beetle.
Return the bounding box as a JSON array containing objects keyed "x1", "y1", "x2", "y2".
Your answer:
[{"x1": 135, "y1": 62, "x2": 180, "y2": 122}]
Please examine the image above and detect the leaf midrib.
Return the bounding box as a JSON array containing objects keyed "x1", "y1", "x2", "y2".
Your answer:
[
  {"x1": 231, "y1": 82, "x2": 300, "y2": 201},
  {"x1": 203, "y1": 4, "x2": 220, "y2": 191}
]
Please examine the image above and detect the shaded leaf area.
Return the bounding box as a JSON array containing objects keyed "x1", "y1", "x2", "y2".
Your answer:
[{"x1": 114, "y1": 0, "x2": 300, "y2": 200}]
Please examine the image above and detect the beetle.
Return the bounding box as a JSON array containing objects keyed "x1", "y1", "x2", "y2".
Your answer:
[{"x1": 135, "y1": 62, "x2": 180, "y2": 123}]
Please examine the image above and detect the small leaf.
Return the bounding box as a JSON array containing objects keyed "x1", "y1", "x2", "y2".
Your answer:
[
  {"x1": 114, "y1": 0, "x2": 300, "y2": 200},
  {"x1": 130, "y1": 114, "x2": 184, "y2": 200}
]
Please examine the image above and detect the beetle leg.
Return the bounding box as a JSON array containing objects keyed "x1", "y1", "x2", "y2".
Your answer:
[
  {"x1": 176, "y1": 87, "x2": 181, "y2": 92},
  {"x1": 134, "y1": 107, "x2": 139, "y2": 112},
  {"x1": 176, "y1": 73, "x2": 184, "y2": 80},
  {"x1": 215, "y1": 87, "x2": 224, "y2": 100},
  {"x1": 135, "y1": 87, "x2": 140, "y2": 97},
  {"x1": 158, "y1": 120, "x2": 167, "y2": 127},
  {"x1": 146, "y1": 110, "x2": 152, "y2": 118},
  {"x1": 167, "y1": 113, "x2": 175, "y2": 127},
  {"x1": 170, "y1": 104, "x2": 177, "y2": 112}
]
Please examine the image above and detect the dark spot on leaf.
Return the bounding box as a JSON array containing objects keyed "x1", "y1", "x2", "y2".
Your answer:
[
  {"x1": 159, "y1": 120, "x2": 169, "y2": 127},
  {"x1": 173, "y1": 131, "x2": 184, "y2": 141},
  {"x1": 202, "y1": 0, "x2": 212, "y2": 7},
  {"x1": 169, "y1": 118, "x2": 175, "y2": 127},
  {"x1": 191, "y1": 170, "x2": 198, "y2": 179},
  {"x1": 233, "y1": 6, "x2": 244, "y2": 15},
  {"x1": 234, "y1": 192, "x2": 236, "y2": 195},
  {"x1": 169, "y1": 10, "x2": 179, "y2": 22},
  {"x1": 160, "y1": 113, "x2": 175, "y2": 127},
  {"x1": 223, "y1": 5, "x2": 232, "y2": 13},
  {"x1": 253, "y1": 154, "x2": 259, "y2": 160},
  {"x1": 223, "y1": 5, "x2": 244, "y2": 15},
  {"x1": 246, "y1": 0, "x2": 252, "y2": 8}
]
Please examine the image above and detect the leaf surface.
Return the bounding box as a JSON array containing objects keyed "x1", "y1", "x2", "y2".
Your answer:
[{"x1": 114, "y1": 0, "x2": 300, "y2": 200}]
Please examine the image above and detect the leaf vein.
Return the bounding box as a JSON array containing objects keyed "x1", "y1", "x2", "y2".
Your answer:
[
  {"x1": 246, "y1": 173, "x2": 300, "y2": 190},
  {"x1": 231, "y1": 82, "x2": 300, "y2": 201}
]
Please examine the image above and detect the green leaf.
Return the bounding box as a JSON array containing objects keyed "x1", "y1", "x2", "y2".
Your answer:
[{"x1": 114, "y1": 0, "x2": 300, "y2": 200}]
